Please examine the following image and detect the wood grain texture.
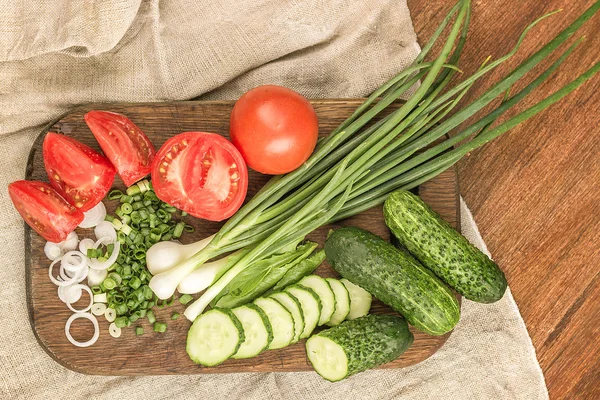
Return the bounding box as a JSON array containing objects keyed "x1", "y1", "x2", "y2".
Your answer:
[
  {"x1": 25, "y1": 100, "x2": 460, "y2": 375},
  {"x1": 407, "y1": 1, "x2": 600, "y2": 399}
]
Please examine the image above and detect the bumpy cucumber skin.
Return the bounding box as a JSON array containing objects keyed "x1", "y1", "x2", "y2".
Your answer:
[
  {"x1": 186, "y1": 308, "x2": 245, "y2": 366},
  {"x1": 309, "y1": 314, "x2": 413, "y2": 381},
  {"x1": 384, "y1": 190, "x2": 507, "y2": 303},
  {"x1": 325, "y1": 227, "x2": 460, "y2": 335}
]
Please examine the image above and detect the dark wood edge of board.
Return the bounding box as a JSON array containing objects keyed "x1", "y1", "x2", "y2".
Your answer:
[{"x1": 24, "y1": 100, "x2": 461, "y2": 375}]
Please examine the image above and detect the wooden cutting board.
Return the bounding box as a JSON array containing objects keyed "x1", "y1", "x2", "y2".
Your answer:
[{"x1": 25, "y1": 100, "x2": 460, "y2": 375}]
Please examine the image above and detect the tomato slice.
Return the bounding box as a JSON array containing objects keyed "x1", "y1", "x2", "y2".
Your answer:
[
  {"x1": 43, "y1": 133, "x2": 116, "y2": 212},
  {"x1": 9, "y1": 180, "x2": 84, "y2": 242},
  {"x1": 151, "y1": 132, "x2": 248, "y2": 221},
  {"x1": 84, "y1": 111, "x2": 156, "y2": 186}
]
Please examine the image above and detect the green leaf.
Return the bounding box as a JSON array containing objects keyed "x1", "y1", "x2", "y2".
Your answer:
[
  {"x1": 269, "y1": 249, "x2": 326, "y2": 293},
  {"x1": 214, "y1": 242, "x2": 318, "y2": 308}
]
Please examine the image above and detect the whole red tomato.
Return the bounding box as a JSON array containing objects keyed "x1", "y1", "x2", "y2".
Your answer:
[{"x1": 229, "y1": 85, "x2": 319, "y2": 175}]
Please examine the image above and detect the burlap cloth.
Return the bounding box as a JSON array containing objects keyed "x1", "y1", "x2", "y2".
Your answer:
[{"x1": 0, "y1": 1, "x2": 549, "y2": 398}]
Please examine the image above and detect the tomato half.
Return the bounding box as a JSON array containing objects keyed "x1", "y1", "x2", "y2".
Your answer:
[
  {"x1": 43, "y1": 133, "x2": 116, "y2": 211},
  {"x1": 230, "y1": 85, "x2": 319, "y2": 175},
  {"x1": 9, "y1": 180, "x2": 84, "y2": 242},
  {"x1": 84, "y1": 111, "x2": 156, "y2": 186},
  {"x1": 151, "y1": 132, "x2": 248, "y2": 221}
]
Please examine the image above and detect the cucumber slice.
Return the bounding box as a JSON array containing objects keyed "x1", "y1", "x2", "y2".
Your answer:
[
  {"x1": 254, "y1": 297, "x2": 295, "y2": 349},
  {"x1": 285, "y1": 285, "x2": 321, "y2": 338},
  {"x1": 340, "y1": 279, "x2": 372, "y2": 320},
  {"x1": 231, "y1": 304, "x2": 273, "y2": 359},
  {"x1": 269, "y1": 292, "x2": 305, "y2": 342},
  {"x1": 186, "y1": 308, "x2": 244, "y2": 366},
  {"x1": 306, "y1": 335, "x2": 348, "y2": 381},
  {"x1": 298, "y1": 275, "x2": 336, "y2": 325},
  {"x1": 325, "y1": 278, "x2": 350, "y2": 326}
]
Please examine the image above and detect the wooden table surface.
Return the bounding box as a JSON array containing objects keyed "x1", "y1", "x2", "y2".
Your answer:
[{"x1": 408, "y1": 1, "x2": 600, "y2": 398}]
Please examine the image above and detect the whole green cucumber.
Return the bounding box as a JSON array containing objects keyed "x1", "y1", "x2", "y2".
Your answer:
[
  {"x1": 324, "y1": 227, "x2": 460, "y2": 335},
  {"x1": 306, "y1": 314, "x2": 413, "y2": 382},
  {"x1": 384, "y1": 190, "x2": 507, "y2": 303}
]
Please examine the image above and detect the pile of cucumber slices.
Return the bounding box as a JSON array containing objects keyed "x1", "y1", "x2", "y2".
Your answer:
[{"x1": 186, "y1": 276, "x2": 371, "y2": 367}]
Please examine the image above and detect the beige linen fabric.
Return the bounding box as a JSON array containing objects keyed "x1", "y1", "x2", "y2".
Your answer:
[{"x1": 0, "y1": 0, "x2": 548, "y2": 398}]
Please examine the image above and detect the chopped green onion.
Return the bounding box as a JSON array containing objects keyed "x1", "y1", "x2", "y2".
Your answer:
[
  {"x1": 126, "y1": 185, "x2": 141, "y2": 196},
  {"x1": 184, "y1": 224, "x2": 195, "y2": 233},
  {"x1": 129, "y1": 276, "x2": 142, "y2": 289},
  {"x1": 121, "y1": 224, "x2": 132, "y2": 235},
  {"x1": 153, "y1": 322, "x2": 167, "y2": 333},
  {"x1": 102, "y1": 277, "x2": 117, "y2": 290},
  {"x1": 147, "y1": 310, "x2": 156, "y2": 324},
  {"x1": 161, "y1": 233, "x2": 172, "y2": 241},
  {"x1": 179, "y1": 294, "x2": 193, "y2": 305},
  {"x1": 115, "y1": 303, "x2": 128, "y2": 315},
  {"x1": 108, "y1": 189, "x2": 124, "y2": 200},
  {"x1": 132, "y1": 201, "x2": 144, "y2": 211},
  {"x1": 91, "y1": 286, "x2": 102, "y2": 295},
  {"x1": 135, "y1": 326, "x2": 144, "y2": 335},
  {"x1": 86, "y1": 248, "x2": 100, "y2": 259},
  {"x1": 171, "y1": 312, "x2": 180, "y2": 320},
  {"x1": 115, "y1": 316, "x2": 130, "y2": 328},
  {"x1": 112, "y1": 219, "x2": 123, "y2": 230},
  {"x1": 120, "y1": 195, "x2": 134, "y2": 204},
  {"x1": 132, "y1": 194, "x2": 142, "y2": 202},
  {"x1": 181, "y1": 211, "x2": 188, "y2": 217},
  {"x1": 108, "y1": 272, "x2": 122, "y2": 285},
  {"x1": 172, "y1": 222, "x2": 185, "y2": 239},
  {"x1": 121, "y1": 203, "x2": 133, "y2": 214}
]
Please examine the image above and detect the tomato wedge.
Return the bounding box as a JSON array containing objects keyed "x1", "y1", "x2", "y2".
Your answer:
[
  {"x1": 9, "y1": 180, "x2": 84, "y2": 242},
  {"x1": 151, "y1": 132, "x2": 248, "y2": 221},
  {"x1": 84, "y1": 111, "x2": 156, "y2": 186},
  {"x1": 43, "y1": 133, "x2": 116, "y2": 211}
]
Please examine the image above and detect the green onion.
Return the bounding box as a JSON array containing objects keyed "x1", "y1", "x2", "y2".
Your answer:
[
  {"x1": 153, "y1": 322, "x2": 167, "y2": 333},
  {"x1": 115, "y1": 303, "x2": 128, "y2": 315},
  {"x1": 152, "y1": 0, "x2": 600, "y2": 321},
  {"x1": 147, "y1": 310, "x2": 156, "y2": 324},
  {"x1": 91, "y1": 286, "x2": 102, "y2": 295},
  {"x1": 126, "y1": 185, "x2": 141, "y2": 196},
  {"x1": 178, "y1": 294, "x2": 193, "y2": 305},
  {"x1": 129, "y1": 276, "x2": 142, "y2": 289},
  {"x1": 86, "y1": 248, "x2": 99, "y2": 259},
  {"x1": 172, "y1": 222, "x2": 185, "y2": 239},
  {"x1": 171, "y1": 312, "x2": 180, "y2": 320},
  {"x1": 120, "y1": 195, "x2": 134, "y2": 204},
  {"x1": 115, "y1": 316, "x2": 130, "y2": 328},
  {"x1": 181, "y1": 211, "x2": 188, "y2": 217},
  {"x1": 121, "y1": 203, "x2": 133, "y2": 214},
  {"x1": 102, "y1": 277, "x2": 117, "y2": 290},
  {"x1": 108, "y1": 189, "x2": 124, "y2": 200},
  {"x1": 135, "y1": 327, "x2": 144, "y2": 335}
]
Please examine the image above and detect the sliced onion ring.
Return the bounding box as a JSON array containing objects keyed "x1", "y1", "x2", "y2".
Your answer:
[
  {"x1": 89, "y1": 239, "x2": 120, "y2": 271},
  {"x1": 49, "y1": 259, "x2": 77, "y2": 287},
  {"x1": 79, "y1": 238, "x2": 95, "y2": 255},
  {"x1": 65, "y1": 312, "x2": 99, "y2": 347},
  {"x1": 66, "y1": 284, "x2": 93, "y2": 313},
  {"x1": 58, "y1": 284, "x2": 82, "y2": 304},
  {"x1": 94, "y1": 221, "x2": 116, "y2": 243},
  {"x1": 79, "y1": 202, "x2": 107, "y2": 229},
  {"x1": 87, "y1": 268, "x2": 107, "y2": 286},
  {"x1": 61, "y1": 251, "x2": 87, "y2": 273}
]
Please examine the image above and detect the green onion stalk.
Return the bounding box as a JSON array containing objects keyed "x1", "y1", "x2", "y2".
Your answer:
[{"x1": 145, "y1": 0, "x2": 600, "y2": 321}]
